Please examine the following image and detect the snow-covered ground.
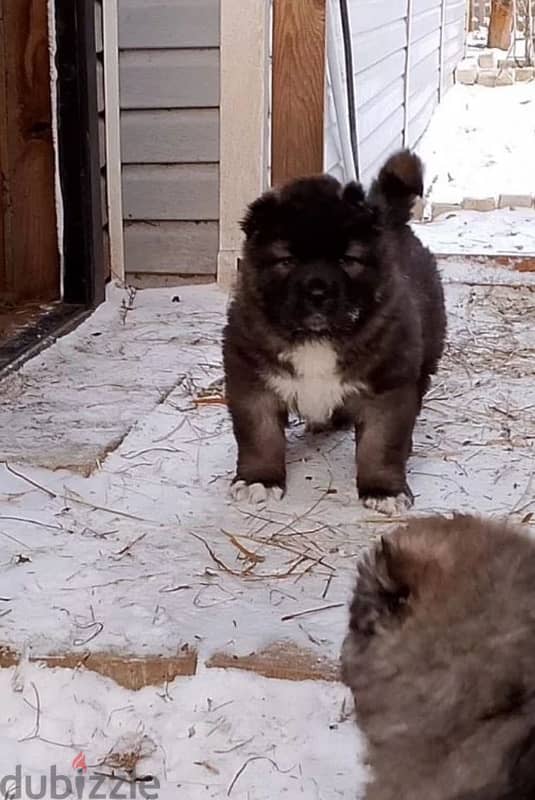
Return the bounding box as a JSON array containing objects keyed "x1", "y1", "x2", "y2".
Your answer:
[
  {"x1": 413, "y1": 75, "x2": 535, "y2": 256},
  {"x1": 0, "y1": 273, "x2": 534, "y2": 797},
  {"x1": 413, "y1": 207, "x2": 535, "y2": 256},
  {"x1": 0, "y1": 664, "x2": 366, "y2": 799},
  {"x1": 417, "y1": 82, "x2": 535, "y2": 208}
]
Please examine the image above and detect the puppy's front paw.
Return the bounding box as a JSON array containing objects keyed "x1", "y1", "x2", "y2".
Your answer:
[
  {"x1": 361, "y1": 492, "x2": 413, "y2": 517},
  {"x1": 230, "y1": 480, "x2": 284, "y2": 505}
]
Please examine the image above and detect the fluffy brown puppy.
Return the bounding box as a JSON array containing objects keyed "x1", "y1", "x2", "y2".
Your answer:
[
  {"x1": 223, "y1": 150, "x2": 446, "y2": 514},
  {"x1": 341, "y1": 514, "x2": 535, "y2": 800}
]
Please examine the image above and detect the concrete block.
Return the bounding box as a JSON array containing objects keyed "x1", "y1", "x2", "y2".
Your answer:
[
  {"x1": 411, "y1": 196, "x2": 425, "y2": 221},
  {"x1": 495, "y1": 69, "x2": 515, "y2": 86},
  {"x1": 477, "y1": 69, "x2": 497, "y2": 87},
  {"x1": 431, "y1": 203, "x2": 462, "y2": 219},
  {"x1": 456, "y1": 66, "x2": 478, "y2": 85},
  {"x1": 462, "y1": 197, "x2": 497, "y2": 212},
  {"x1": 479, "y1": 51, "x2": 498, "y2": 69},
  {"x1": 498, "y1": 194, "x2": 533, "y2": 209},
  {"x1": 515, "y1": 67, "x2": 534, "y2": 82}
]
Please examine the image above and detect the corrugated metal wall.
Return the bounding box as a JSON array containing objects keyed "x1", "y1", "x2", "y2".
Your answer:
[
  {"x1": 117, "y1": 0, "x2": 220, "y2": 282},
  {"x1": 326, "y1": 0, "x2": 466, "y2": 186}
]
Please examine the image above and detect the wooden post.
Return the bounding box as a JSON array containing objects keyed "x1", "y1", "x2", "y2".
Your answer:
[
  {"x1": 271, "y1": 0, "x2": 327, "y2": 185},
  {"x1": 488, "y1": 0, "x2": 514, "y2": 49},
  {"x1": 0, "y1": 0, "x2": 60, "y2": 303}
]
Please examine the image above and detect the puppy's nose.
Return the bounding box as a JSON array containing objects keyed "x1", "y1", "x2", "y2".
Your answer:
[{"x1": 305, "y1": 278, "x2": 334, "y2": 309}]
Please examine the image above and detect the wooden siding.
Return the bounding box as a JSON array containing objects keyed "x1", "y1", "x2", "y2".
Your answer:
[
  {"x1": 326, "y1": 0, "x2": 467, "y2": 186},
  {"x1": 117, "y1": 0, "x2": 220, "y2": 279}
]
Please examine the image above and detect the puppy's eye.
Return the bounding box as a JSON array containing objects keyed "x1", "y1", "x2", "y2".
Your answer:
[{"x1": 274, "y1": 257, "x2": 295, "y2": 269}]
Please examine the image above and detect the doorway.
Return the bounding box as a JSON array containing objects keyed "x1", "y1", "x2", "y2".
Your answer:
[{"x1": 0, "y1": 0, "x2": 105, "y2": 374}]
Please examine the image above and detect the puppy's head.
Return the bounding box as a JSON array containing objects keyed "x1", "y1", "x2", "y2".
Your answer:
[
  {"x1": 239, "y1": 174, "x2": 381, "y2": 338},
  {"x1": 342, "y1": 514, "x2": 535, "y2": 728}
]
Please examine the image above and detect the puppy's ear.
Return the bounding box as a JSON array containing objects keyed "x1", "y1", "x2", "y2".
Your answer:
[
  {"x1": 241, "y1": 191, "x2": 279, "y2": 239},
  {"x1": 342, "y1": 181, "x2": 366, "y2": 208},
  {"x1": 368, "y1": 149, "x2": 424, "y2": 226},
  {"x1": 348, "y1": 535, "x2": 410, "y2": 636}
]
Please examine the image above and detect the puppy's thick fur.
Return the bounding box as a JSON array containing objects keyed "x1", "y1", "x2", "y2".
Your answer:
[
  {"x1": 223, "y1": 150, "x2": 446, "y2": 513},
  {"x1": 341, "y1": 515, "x2": 535, "y2": 800}
]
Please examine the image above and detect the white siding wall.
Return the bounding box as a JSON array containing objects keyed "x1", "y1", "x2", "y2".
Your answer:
[
  {"x1": 326, "y1": 0, "x2": 466, "y2": 186},
  {"x1": 117, "y1": 0, "x2": 220, "y2": 279}
]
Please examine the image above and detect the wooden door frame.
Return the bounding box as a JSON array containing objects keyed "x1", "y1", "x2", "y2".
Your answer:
[
  {"x1": 271, "y1": 0, "x2": 327, "y2": 185},
  {"x1": 0, "y1": 0, "x2": 60, "y2": 303},
  {"x1": 217, "y1": 0, "x2": 272, "y2": 287},
  {"x1": 0, "y1": 0, "x2": 105, "y2": 375}
]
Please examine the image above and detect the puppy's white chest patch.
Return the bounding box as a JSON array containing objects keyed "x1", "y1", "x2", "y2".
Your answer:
[{"x1": 267, "y1": 341, "x2": 356, "y2": 424}]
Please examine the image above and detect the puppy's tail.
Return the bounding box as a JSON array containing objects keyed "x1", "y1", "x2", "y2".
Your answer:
[{"x1": 367, "y1": 149, "x2": 424, "y2": 227}]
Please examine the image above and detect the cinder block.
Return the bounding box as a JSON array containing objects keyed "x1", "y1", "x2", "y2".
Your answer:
[
  {"x1": 515, "y1": 67, "x2": 534, "y2": 82},
  {"x1": 477, "y1": 69, "x2": 498, "y2": 87},
  {"x1": 498, "y1": 194, "x2": 533, "y2": 209},
  {"x1": 462, "y1": 197, "x2": 497, "y2": 212},
  {"x1": 479, "y1": 51, "x2": 498, "y2": 69},
  {"x1": 456, "y1": 66, "x2": 478, "y2": 85},
  {"x1": 411, "y1": 197, "x2": 425, "y2": 221},
  {"x1": 431, "y1": 203, "x2": 462, "y2": 219},
  {"x1": 495, "y1": 69, "x2": 515, "y2": 86}
]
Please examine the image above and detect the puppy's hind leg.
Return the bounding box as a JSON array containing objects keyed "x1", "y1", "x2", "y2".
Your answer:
[{"x1": 229, "y1": 389, "x2": 287, "y2": 505}]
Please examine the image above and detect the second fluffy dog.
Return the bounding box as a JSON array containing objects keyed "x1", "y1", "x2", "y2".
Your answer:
[{"x1": 341, "y1": 514, "x2": 535, "y2": 800}]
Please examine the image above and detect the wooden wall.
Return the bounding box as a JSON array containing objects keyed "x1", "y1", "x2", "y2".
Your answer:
[
  {"x1": 0, "y1": 0, "x2": 59, "y2": 303},
  {"x1": 117, "y1": 0, "x2": 220, "y2": 281}
]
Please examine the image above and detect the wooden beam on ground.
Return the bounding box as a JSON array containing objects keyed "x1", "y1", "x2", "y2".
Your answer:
[
  {"x1": 271, "y1": 0, "x2": 327, "y2": 185},
  {"x1": 206, "y1": 641, "x2": 340, "y2": 683},
  {"x1": 0, "y1": 646, "x2": 198, "y2": 690},
  {"x1": 440, "y1": 254, "x2": 535, "y2": 273}
]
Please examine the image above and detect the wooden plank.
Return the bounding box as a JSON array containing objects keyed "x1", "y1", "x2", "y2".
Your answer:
[
  {"x1": 119, "y1": 49, "x2": 219, "y2": 109},
  {"x1": 272, "y1": 0, "x2": 327, "y2": 184},
  {"x1": 0, "y1": 0, "x2": 59, "y2": 302},
  {"x1": 122, "y1": 163, "x2": 219, "y2": 220},
  {"x1": 206, "y1": 642, "x2": 340, "y2": 683},
  {"x1": 103, "y1": 0, "x2": 125, "y2": 281},
  {"x1": 0, "y1": 645, "x2": 198, "y2": 690},
  {"x1": 124, "y1": 221, "x2": 218, "y2": 274},
  {"x1": 118, "y1": 0, "x2": 220, "y2": 49},
  {"x1": 121, "y1": 109, "x2": 219, "y2": 163}
]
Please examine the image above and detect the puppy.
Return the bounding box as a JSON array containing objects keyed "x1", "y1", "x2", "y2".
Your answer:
[
  {"x1": 222, "y1": 150, "x2": 446, "y2": 514},
  {"x1": 341, "y1": 515, "x2": 535, "y2": 800}
]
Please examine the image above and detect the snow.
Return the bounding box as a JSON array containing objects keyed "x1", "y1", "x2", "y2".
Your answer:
[
  {"x1": 416, "y1": 82, "x2": 535, "y2": 208},
  {"x1": 0, "y1": 274, "x2": 533, "y2": 797},
  {"x1": 0, "y1": 664, "x2": 366, "y2": 799},
  {"x1": 413, "y1": 208, "x2": 535, "y2": 256}
]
